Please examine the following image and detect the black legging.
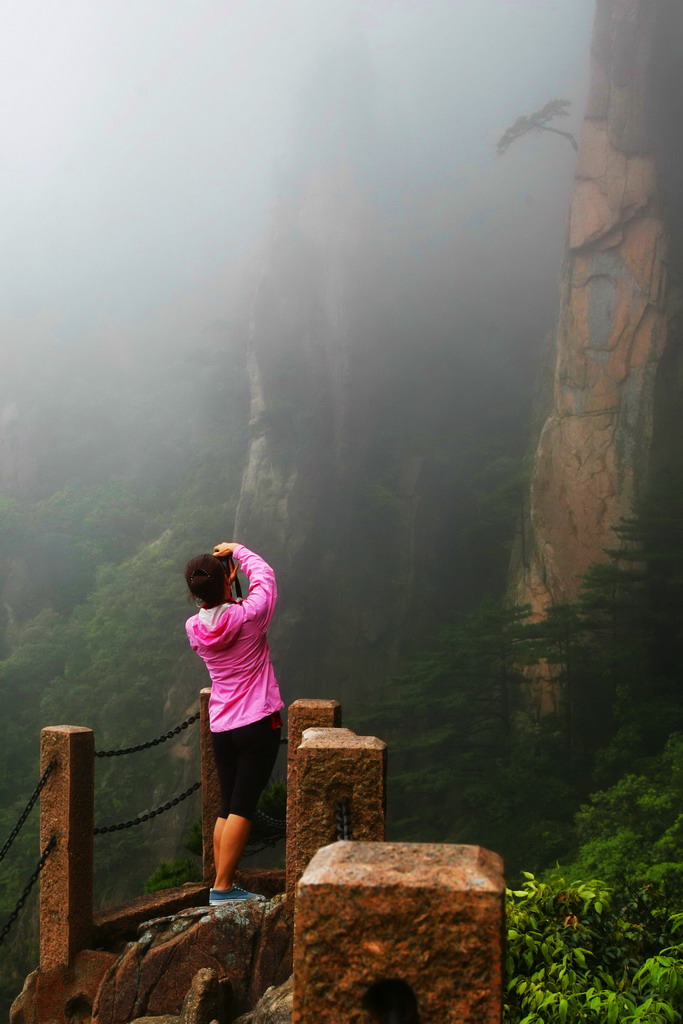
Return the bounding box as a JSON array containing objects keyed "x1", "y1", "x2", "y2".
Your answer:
[{"x1": 211, "y1": 713, "x2": 282, "y2": 820}]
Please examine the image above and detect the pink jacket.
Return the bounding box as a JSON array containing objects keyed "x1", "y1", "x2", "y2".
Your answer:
[{"x1": 185, "y1": 544, "x2": 284, "y2": 732}]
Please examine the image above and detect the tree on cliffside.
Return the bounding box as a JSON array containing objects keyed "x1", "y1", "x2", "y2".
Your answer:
[
  {"x1": 497, "y1": 98, "x2": 578, "y2": 156},
  {"x1": 361, "y1": 600, "x2": 579, "y2": 875}
]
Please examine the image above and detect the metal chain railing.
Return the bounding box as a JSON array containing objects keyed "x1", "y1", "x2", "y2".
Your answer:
[
  {"x1": 242, "y1": 804, "x2": 287, "y2": 857},
  {"x1": 94, "y1": 714, "x2": 284, "y2": 757},
  {"x1": 0, "y1": 836, "x2": 56, "y2": 948},
  {"x1": 93, "y1": 781, "x2": 201, "y2": 834},
  {"x1": 253, "y1": 808, "x2": 286, "y2": 835},
  {"x1": 0, "y1": 759, "x2": 57, "y2": 863},
  {"x1": 336, "y1": 797, "x2": 353, "y2": 841},
  {"x1": 95, "y1": 711, "x2": 200, "y2": 758},
  {"x1": 1, "y1": 712, "x2": 285, "y2": 931}
]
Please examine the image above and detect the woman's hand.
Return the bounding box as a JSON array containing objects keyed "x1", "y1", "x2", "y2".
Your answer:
[{"x1": 213, "y1": 542, "x2": 239, "y2": 558}]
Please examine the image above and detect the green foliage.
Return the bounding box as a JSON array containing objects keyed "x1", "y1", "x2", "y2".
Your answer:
[
  {"x1": 360, "y1": 600, "x2": 578, "y2": 875},
  {"x1": 144, "y1": 858, "x2": 201, "y2": 894},
  {"x1": 246, "y1": 779, "x2": 287, "y2": 854},
  {"x1": 360, "y1": 486, "x2": 683, "y2": 883},
  {"x1": 564, "y1": 734, "x2": 683, "y2": 895},
  {"x1": 505, "y1": 875, "x2": 683, "y2": 1023},
  {"x1": 256, "y1": 778, "x2": 287, "y2": 821},
  {"x1": 143, "y1": 820, "x2": 204, "y2": 894},
  {"x1": 183, "y1": 819, "x2": 204, "y2": 858},
  {"x1": 0, "y1": 447, "x2": 245, "y2": 1008}
]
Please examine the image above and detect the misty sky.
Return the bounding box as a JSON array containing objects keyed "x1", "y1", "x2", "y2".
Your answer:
[{"x1": 0, "y1": 0, "x2": 595, "y2": 341}]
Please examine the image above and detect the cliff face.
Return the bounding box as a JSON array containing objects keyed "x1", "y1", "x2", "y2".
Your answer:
[
  {"x1": 512, "y1": 0, "x2": 683, "y2": 620},
  {"x1": 232, "y1": 51, "x2": 427, "y2": 698},
  {"x1": 233, "y1": 166, "x2": 410, "y2": 696}
]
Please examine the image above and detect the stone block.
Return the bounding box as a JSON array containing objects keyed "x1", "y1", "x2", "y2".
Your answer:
[
  {"x1": 285, "y1": 700, "x2": 342, "y2": 905},
  {"x1": 293, "y1": 842, "x2": 505, "y2": 1024},
  {"x1": 288, "y1": 729, "x2": 386, "y2": 908},
  {"x1": 200, "y1": 688, "x2": 220, "y2": 884},
  {"x1": 286, "y1": 699, "x2": 342, "y2": 760},
  {"x1": 39, "y1": 726, "x2": 94, "y2": 970},
  {"x1": 10, "y1": 949, "x2": 117, "y2": 1024}
]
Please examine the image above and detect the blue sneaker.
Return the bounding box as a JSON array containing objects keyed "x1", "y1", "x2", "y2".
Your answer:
[{"x1": 209, "y1": 885, "x2": 265, "y2": 905}]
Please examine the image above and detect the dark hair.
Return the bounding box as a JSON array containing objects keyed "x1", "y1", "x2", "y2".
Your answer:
[{"x1": 184, "y1": 554, "x2": 226, "y2": 608}]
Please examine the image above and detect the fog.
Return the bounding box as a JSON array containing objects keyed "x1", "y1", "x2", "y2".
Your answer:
[
  {"x1": 1, "y1": 0, "x2": 593, "y2": 338},
  {"x1": 1, "y1": 4, "x2": 605, "y2": 993},
  {"x1": 7, "y1": 6, "x2": 683, "y2": 1012}
]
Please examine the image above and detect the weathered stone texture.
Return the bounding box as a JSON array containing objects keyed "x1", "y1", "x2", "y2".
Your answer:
[
  {"x1": 10, "y1": 949, "x2": 116, "y2": 1024},
  {"x1": 513, "y1": 0, "x2": 670, "y2": 646},
  {"x1": 39, "y1": 725, "x2": 94, "y2": 970},
  {"x1": 286, "y1": 700, "x2": 342, "y2": 756},
  {"x1": 285, "y1": 700, "x2": 342, "y2": 906},
  {"x1": 233, "y1": 977, "x2": 293, "y2": 1024},
  {"x1": 200, "y1": 688, "x2": 221, "y2": 884},
  {"x1": 93, "y1": 883, "x2": 209, "y2": 949},
  {"x1": 128, "y1": 966, "x2": 222, "y2": 1024},
  {"x1": 234, "y1": 869, "x2": 285, "y2": 902},
  {"x1": 93, "y1": 897, "x2": 292, "y2": 1024},
  {"x1": 92, "y1": 873, "x2": 283, "y2": 951},
  {"x1": 177, "y1": 968, "x2": 223, "y2": 1024},
  {"x1": 293, "y1": 842, "x2": 505, "y2": 1024},
  {"x1": 288, "y1": 728, "x2": 386, "y2": 906}
]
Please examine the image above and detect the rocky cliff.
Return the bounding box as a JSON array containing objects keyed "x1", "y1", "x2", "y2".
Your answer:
[
  {"x1": 232, "y1": 49, "x2": 428, "y2": 700},
  {"x1": 511, "y1": 0, "x2": 683, "y2": 634},
  {"x1": 11, "y1": 881, "x2": 292, "y2": 1024}
]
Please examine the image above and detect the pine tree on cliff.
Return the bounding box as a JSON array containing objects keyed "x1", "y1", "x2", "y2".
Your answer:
[{"x1": 497, "y1": 99, "x2": 578, "y2": 155}]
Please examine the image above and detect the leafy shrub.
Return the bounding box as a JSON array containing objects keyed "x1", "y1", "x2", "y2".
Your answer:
[
  {"x1": 144, "y1": 858, "x2": 201, "y2": 894},
  {"x1": 256, "y1": 778, "x2": 286, "y2": 821},
  {"x1": 565, "y1": 735, "x2": 683, "y2": 897},
  {"x1": 505, "y1": 874, "x2": 683, "y2": 1023},
  {"x1": 183, "y1": 819, "x2": 203, "y2": 857}
]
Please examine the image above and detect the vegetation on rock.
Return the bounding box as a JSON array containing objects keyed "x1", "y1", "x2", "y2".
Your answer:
[{"x1": 505, "y1": 875, "x2": 683, "y2": 1024}]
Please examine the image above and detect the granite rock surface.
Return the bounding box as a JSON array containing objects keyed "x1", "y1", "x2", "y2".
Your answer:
[
  {"x1": 233, "y1": 977, "x2": 293, "y2": 1024},
  {"x1": 93, "y1": 896, "x2": 292, "y2": 1024},
  {"x1": 129, "y1": 967, "x2": 223, "y2": 1024},
  {"x1": 511, "y1": 0, "x2": 675, "y2": 715}
]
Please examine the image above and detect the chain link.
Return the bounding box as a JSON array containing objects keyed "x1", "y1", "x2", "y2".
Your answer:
[
  {"x1": 336, "y1": 798, "x2": 353, "y2": 841},
  {"x1": 253, "y1": 808, "x2": 286, "y2": 836},
  {"x1": 94, "y1": 781, "x2": 201, "y2": 834},
  {"x1": 0, "y1": 759, "x2": 57, "y2": 864},
  {"x1": 244, "y1": 809, "x2": 286, "y2": 857},
  {"x1": 0, "y1": 836, "x2": 56, "y2": 948},
  {"x1": 94, "y1": 712, "x2": 200, "y2": 758}
]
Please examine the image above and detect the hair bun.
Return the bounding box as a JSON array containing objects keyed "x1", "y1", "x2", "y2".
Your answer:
[{"x1": 184, "y1": 553, "x2": 225, "y2": 608}]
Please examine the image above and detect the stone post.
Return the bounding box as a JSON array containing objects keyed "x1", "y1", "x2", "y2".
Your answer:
[
  {"x1": 39, "y1": 726, "x2": 94, "y2": 970},
  {"x1": 288, "y1": 727, "x2": 385, "y2": 907},
  {"x1": 287, "y1": 699, "x2": 342, "y2": 756},
  {"x1": 294, "y1": 842, "x2": 506, "y2": 1024},
  {"x1": 200, "y1": 688, "x2": 220, "y2": 884},
  {"x1": 285, "y1": 700, "x2": 342, "y2": 905}
]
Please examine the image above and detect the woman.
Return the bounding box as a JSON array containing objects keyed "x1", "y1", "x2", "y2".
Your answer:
[{"x1": 184, "y1": 541, "x2": 284, "y2": 904}]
